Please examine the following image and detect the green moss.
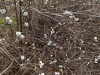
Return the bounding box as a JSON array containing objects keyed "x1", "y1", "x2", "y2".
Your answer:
[
  {"x1": 0, "y1": 18, "x2": 4, "y2": 24},
  {"x1": 0, "y1": 17, "x2": 17, "y2": 25},
  {"x1": 10, "y1": 17, "x2": 17, "y2": 24},
  {"x1": 6, "y1": 6, "x2": 11, "y2": 10}
]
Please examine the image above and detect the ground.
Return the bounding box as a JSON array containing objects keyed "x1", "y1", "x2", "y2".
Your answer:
[{"x1": 0, "y1": 0, "x2": 100, "y2": 75}]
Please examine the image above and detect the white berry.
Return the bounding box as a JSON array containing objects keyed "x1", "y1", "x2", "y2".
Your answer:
[
  {"x1": 21, "y1": 55, "x2": 25, "y2": 60},
  {"x1": 24, "y1": 22, "x2": 29, "y2": 26},
  {"x1": 8, "y1": 19, "x2": 13, "y2": 24},
  {"x1": 20, "y1": 35, "x2": 25, "y2": 39},
  {"x1": 16, "y1": 32, "x2": 21, "y2": 37},
  {"x1": 23, "y1": 12, "x2": 28, "y2": 16}
]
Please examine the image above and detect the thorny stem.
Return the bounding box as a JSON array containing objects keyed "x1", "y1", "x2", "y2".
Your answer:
[
  {"x1": 0, "y1": 62, "x2": 13, "y2": 75},
  {"x1": 0, "y1": 0, "x2": 100, "y2": 75},
  {"x1": 19, "y1": 0, "x2": 23, "y2": 54},
  {"x1": 14, "y1": 0, "x2": 19, "y2": 30}
]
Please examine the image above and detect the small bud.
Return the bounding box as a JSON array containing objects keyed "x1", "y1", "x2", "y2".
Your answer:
[
  {"x1": 58, "y1": 22, "x2": 62, "y2": 25},
  {"x1": 20, "y1": 64, "x2": 24, "y2": 66},
  {"x1": 81, "y1": 40, "x2": 84, "y2": 44},
  {"x1": 53, "y1": 59, "x2": 57, "y2": 63},
  {"x1": 39, "y1": 73, "x2": 45, "y2": 75},
  {"x1": 58, "y1": 65, "x2": 63, "y2": 68},
  {"x1": 49, "y1": 61, "x2": 53, "y2": 64},
  {"x1": 47, "y1": 40, "x2": 52, "y2": 46},
  {"x1": 94, "y1": 58, "x2": 98, "y2": 63},
  {"x1": 87, "y1": 62, "x2": 90, "y2": 65},
  {"x1": 52, "y1": 6, "x2": 54, "y2": 7},
  {"x1": 69, "y1": 15, "x2": 75, "y2": 19},
  {"x1": 94, "y1": 37, "x2": 97, "y2": 41},
  {"x1": 39, "y1": 61, "x2": 44, "y2": 68},
  {"x1": 24, "y1": 22, "x2": 29, "y2": 26},
  {"x1": 50, "y1": 54, "x2": 53, "y2": 57},
  {"x1": 82, "y1": 51, "x2": 85, "y2": 53},
  {"x1": 78, "y1": 57, "x2": 81, "y2": 60},
  {"x1": 75, "y1": 18, "x2": 79, "y2": 21},
  {"x1": 44, "y1": 33, "x2": 47, "y2": 38},
  {"x1": 27, "y1": 58, "x2": 30, "y2": 61},
  {"x1": 63, "y1": 10, "x2": 73, "y2": 15},
  {"x1": 54, "y1": 72, "x2": 60, "y2": 75},
  {"x1": 33, "y1": 47, "x2": 36, "y2": 49},
  {"x1": 60, "y1": 47, "x2": 63, "y2": 49},
  {"x1": 51, "y1": 29, "x2": 55, "y2": 34},
  {"x1": 32, "y1": 43, "x2": 35, "y2": 46}
]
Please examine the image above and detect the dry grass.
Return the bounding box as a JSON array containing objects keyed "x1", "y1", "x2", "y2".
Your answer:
[{"x1": 0, "y1": 0, "x2": 100, "y2": 75}]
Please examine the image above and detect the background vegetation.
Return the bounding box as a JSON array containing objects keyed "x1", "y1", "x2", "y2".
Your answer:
[{"x1": 0, "y1": 0, "x2": 100, "y2": 75}]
